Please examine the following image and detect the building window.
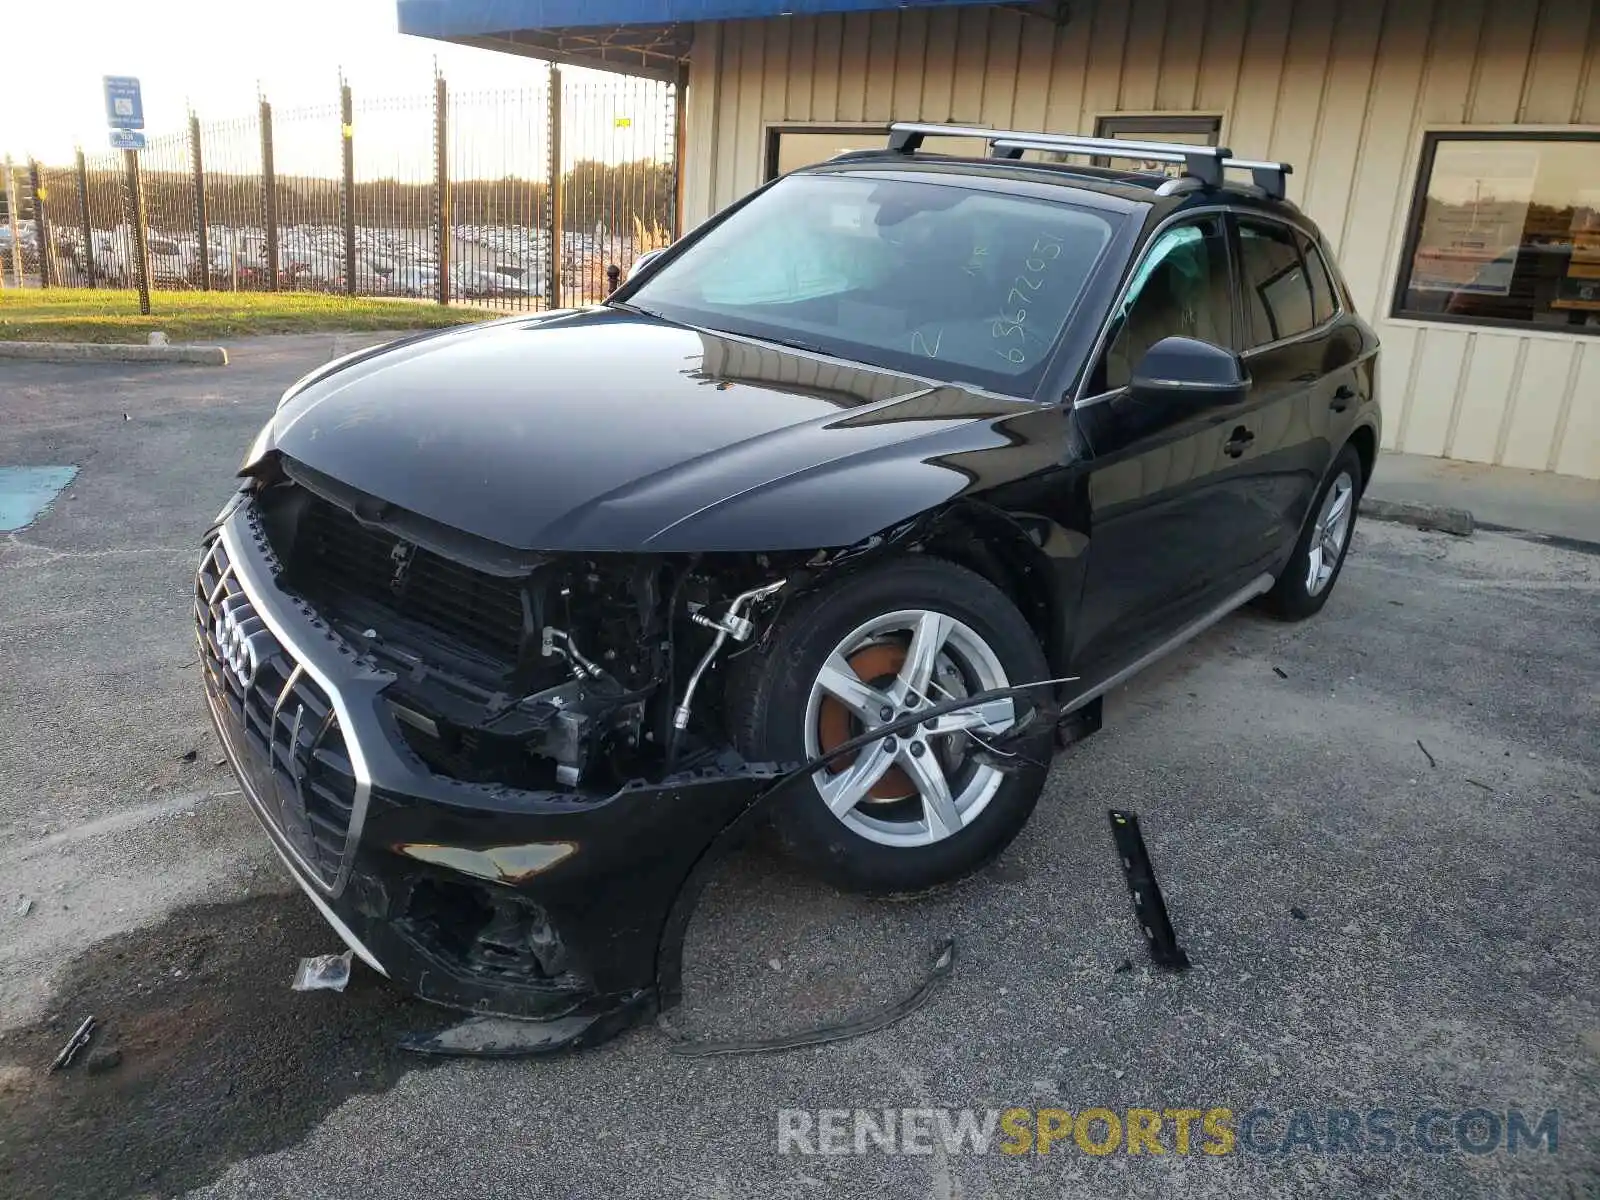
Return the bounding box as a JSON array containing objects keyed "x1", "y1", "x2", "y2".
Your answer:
[
  {"x1": 1093, "y1": 115, "x2": 1222, "y2": 177},
  {"x1": 1393, "y1": 133, "x2": 1600, "y2": 335}
]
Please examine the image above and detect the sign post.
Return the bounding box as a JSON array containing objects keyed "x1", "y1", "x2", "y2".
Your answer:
[
  {"x1": 103, "y1": 75, "x2": 151, "y2": 314},
  {"x1": 4, "y1": 156, "x2": 23, "y2": 287}
]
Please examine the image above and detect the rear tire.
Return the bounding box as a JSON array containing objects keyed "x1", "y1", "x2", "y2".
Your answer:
[
  {"x1": 726, "y1": 558, "x2": 1052, "y2": 895},
  {"x1": 1259, "y1": 444, "x2": 1363, "y2": 620}
]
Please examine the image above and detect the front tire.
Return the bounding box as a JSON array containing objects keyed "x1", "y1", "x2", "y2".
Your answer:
[
  {"x1": 1259, "y1": 444, "x2": 1363, "y2": 620},
  {"x1": 727, "y1": 558, "x2": 1052, "y2": 895}
]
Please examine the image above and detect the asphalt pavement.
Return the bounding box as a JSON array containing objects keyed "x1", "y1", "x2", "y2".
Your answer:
[{"x1": 1, "y1": 338, "x2": 1596, "y2": 1200}]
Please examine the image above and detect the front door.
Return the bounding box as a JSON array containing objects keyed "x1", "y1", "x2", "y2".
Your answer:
[{"x1": 1072, "y1": 214, "x2": 1248, "y2": 666}]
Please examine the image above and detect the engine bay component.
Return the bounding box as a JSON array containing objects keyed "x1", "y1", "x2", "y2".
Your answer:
[
  {"x1": 671, "y1": 578, "x2": 787, "y2": 740},
  {"x1": 250, "y1": 477, "x2": 794, "y2": 791}
]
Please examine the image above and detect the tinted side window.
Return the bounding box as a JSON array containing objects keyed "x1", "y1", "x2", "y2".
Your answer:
[
  {"x1": 1101, "y1": 217, "x2": 1231, "y2": 391},
  {"x1": 1298, "y1": 233, "x2": 1338, "y2": 325},
  {"x1": 1238, "y1": 220, "x2": 1315, "y2": 345}
]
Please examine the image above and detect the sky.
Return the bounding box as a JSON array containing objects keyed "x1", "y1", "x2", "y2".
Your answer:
[{"x1": 0, "y1": 0, "x2": 589, "y2": 165}]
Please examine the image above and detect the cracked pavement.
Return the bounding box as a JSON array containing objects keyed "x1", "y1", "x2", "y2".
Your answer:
[{"x1": 1, "y1": 337, "x2": 1596, "y2": 1199}]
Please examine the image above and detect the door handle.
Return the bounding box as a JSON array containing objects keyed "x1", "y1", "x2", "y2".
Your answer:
[
  {"x1": 1330, "y1": 385, "x2": 1356, "y2": 413},
  {"x1": 1223, "y1": 426, "x2": 1255, "y2": 458}
]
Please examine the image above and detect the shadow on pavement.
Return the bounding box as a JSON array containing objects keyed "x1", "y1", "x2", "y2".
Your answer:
[{"x1": 0, "y1": 893, "x2": 441, "y2": 1200}]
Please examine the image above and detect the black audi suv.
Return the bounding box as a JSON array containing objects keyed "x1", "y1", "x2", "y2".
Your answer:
[{"x1": 198, "y1": 123, "x2": 1380, "y2": 1046}]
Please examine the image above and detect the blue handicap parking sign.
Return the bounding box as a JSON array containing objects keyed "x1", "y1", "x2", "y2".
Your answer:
[{"x1": 103, "y1": 76, "x2": 144, "y2": 130}]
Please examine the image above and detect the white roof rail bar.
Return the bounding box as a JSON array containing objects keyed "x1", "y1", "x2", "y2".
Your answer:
[
  {"x1": 989, "y1": 137, "x2": 1229, "y2": 186},
  {"x1": 886, "y1": 121, "x2": 1295, "y2": 197},
  {"x1": 887, "y1": 121, "x2": 1231, "y2": 186},
  {"x1": 1222, "y1": 157, "x2": 1293, "y2": 200}
]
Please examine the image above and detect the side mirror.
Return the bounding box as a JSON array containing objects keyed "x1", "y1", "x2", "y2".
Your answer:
[
  {"x1": 627, "y1": 246, "x2": 669, "y2": 282},
  {"x1": 1129, "y1": 336, "x2": 1250, "y2": 408}
]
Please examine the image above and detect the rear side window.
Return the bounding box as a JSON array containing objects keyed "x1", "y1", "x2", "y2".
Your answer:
[
  {"x1": 1298, "y1": 233, "x2": 1339, "y2": 325},
  {"x1": 1237, "y1": 219, "x2": 1315, "y2": 345}
]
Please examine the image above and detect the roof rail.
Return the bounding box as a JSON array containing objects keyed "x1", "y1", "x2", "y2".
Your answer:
[
  {"x1": 1223, "y1": 157, "x2": 1294, "y2": 200},
  {"x1": 885, "y1": 121, "x2": 1292, "y2": 198}
]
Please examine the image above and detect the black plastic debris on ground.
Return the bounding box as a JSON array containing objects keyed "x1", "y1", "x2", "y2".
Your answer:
[{"x1": 1108, "y1": 810, "x2": 1191, "y2": 971}]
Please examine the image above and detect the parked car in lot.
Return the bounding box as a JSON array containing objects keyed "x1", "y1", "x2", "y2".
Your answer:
[
  {"x1": 200, "y1": 124, "x2": 1379, "y2": 1043},
  {"x1": 146, "y1": 236, "x2": 192, "y2": 286}
]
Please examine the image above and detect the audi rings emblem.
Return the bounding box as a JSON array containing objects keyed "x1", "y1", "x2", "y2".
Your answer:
[{"x1": 216, "y1": 593, "x2": 280, "y2": 690}]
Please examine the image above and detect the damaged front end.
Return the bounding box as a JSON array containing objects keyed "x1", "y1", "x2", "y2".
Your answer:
[{"x1": 198, "y1": 460, "x2": 819, "y2": 1048}]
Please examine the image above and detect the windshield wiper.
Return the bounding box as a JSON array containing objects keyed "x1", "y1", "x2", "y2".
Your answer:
[
  {"x1": 610, "y1": 302, "x2": 832, "y2": 358},
  {"x1": 743, "y1": 332, "x2": 832, "y2": 356},
  {"x1": 607, "y1": 298, "x2": 663, "y2": 319}
]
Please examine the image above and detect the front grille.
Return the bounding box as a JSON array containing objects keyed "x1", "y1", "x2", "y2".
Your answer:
[
  {"x1": 197, "y1": 538, "x2": 358, "y2": 887},
  {"x1": 286, "y1": 493, "x2": 527, "y2": 663}
]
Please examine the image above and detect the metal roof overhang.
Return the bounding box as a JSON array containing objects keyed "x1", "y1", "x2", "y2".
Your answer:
[{"x1": 396, "y1": 0, "x2": 1029, "y2": 82}]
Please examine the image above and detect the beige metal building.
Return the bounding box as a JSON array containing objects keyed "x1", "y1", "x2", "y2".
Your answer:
[{"x1": 410, "y1": 0, "x2": 1599, "y2": 477}]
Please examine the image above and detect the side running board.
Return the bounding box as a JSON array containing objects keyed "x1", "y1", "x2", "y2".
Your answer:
[{"x1": 1061, "y1": 573, "x2": 1275, "y2": 715}]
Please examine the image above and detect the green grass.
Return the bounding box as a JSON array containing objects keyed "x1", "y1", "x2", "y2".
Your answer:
[{"x1": 0, "y1": 287, "x2": 488, "y2": 343}]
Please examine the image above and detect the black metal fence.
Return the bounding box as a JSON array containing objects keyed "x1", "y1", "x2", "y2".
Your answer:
[{"x1": 4, "y1": 67, "x2": 678, "y2": 311}]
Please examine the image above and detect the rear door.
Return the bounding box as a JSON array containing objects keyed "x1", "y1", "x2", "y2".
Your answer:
[
  {"x1": 1072, "y1": 213, "x2": 1248, "y2": 664},
  {"x1": 1232, "y1": 216, "x2": 1362, "y2": 550}
]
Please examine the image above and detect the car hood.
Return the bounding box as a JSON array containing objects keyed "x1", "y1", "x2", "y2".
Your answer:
[{"x1": 264, "y1": 307, "x2": 1046, "y2": 553}]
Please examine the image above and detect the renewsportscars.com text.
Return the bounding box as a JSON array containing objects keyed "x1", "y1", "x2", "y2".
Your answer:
[{"x1": 776, "y1": 1107, "x2": 1559, "y2": 1157}]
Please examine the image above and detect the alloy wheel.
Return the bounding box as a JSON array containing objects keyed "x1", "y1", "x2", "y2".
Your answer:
[
  {"x1": 1305, "y1": 471, "x2": 1356, "y2": 596},
  {"x1": 802, "y1": 609, "x2": 1016, "y2": 848}
]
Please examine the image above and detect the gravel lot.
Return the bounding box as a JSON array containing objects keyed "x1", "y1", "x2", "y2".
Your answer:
[{"x1": 1, "y1": 339, "x2": 1596, "y2": 1200}]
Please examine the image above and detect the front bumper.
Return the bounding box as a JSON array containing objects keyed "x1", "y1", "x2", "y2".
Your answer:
[{"x1": 197, "y1": 497, "x2": 774, "y2": 1039}]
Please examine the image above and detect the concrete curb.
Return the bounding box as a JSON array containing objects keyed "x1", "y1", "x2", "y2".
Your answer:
[
  {"x1": 1359, "y1": 496, "x2": 1475, "y2": 537},
  {"x1": 0, "y1": 341, "x2": 228, "y2": 366}
]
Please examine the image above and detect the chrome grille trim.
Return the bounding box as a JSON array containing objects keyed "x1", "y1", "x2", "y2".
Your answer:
[
  {"x1": 202, "y1": 523, "x2": 375, "y2": 898},
  {"x1": 271, "y1": 662, "x2": 305, "y2": 728}
]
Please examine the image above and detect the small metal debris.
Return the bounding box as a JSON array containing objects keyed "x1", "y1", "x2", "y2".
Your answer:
[
  {"x1": 16, "y1": 897, "x2": 32, "y2": 918},
  {"x1": 50, "y1": 1017, "x2": 96, "y2": 1071},
  {"x1": 213, "y1": 757, "x2": 226, "y2": 768},
  {"x1": 1273, "y1": 667, "x2": 1288, "y2": 679},
  {"x1": 767, "y1": 958, "x2": 783, "y2": 972},
  {"x1": 180, "y1": 749, "x2": 198, "y2": 763},
  {"x1": 1416, "y1": 739, "x2": 1437, "y2": 768},
  {"x1": 292, "y1": 950, "x2": 353, "y2": 992},
  {"x1": 1290, "y1": 906, "x2": 1307, "y2": 920},
  {"x1": 1465, "y1": 779, "x2": 1493, "y2": 792}
]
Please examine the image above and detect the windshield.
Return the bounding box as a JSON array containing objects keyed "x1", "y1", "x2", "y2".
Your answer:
[{"x1": 626, "y1": 173, "x2": 1117, "y2": 394}]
